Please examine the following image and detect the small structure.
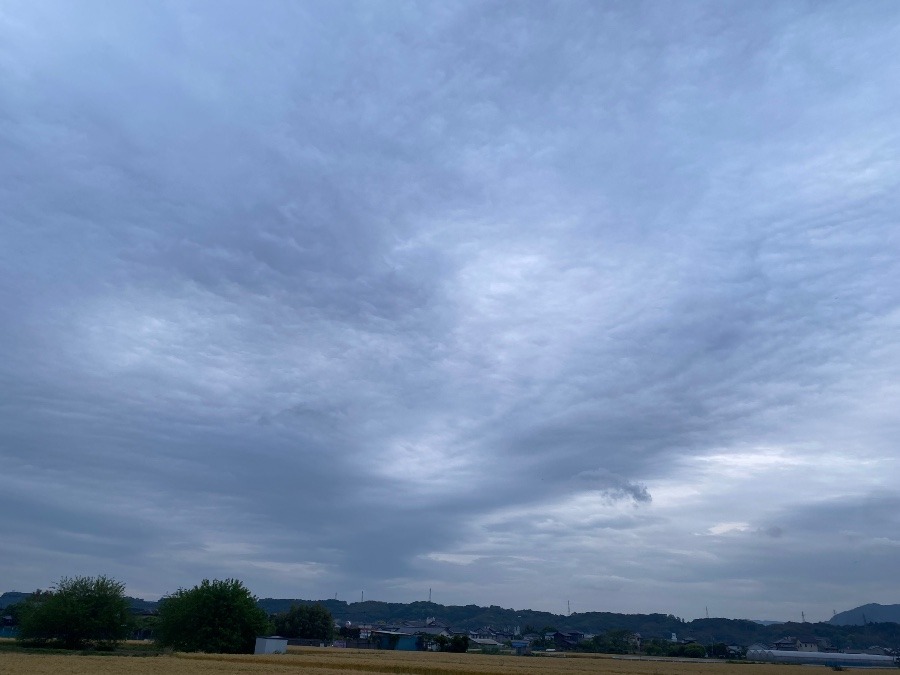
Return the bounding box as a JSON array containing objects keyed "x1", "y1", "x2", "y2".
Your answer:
[
  {"x1": 511, "y1": 639, "x2": 532, "y2": 656},
  {"x1": 254, "y1": 635, "x2": 288, "y2": 654}
]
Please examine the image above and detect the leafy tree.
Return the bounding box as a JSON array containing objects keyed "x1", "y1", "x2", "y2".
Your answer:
[
  {"x1": 155, "y1": 578, "x2": 269, "y2": 653},
  {"x1": 591, "y1": 629, "x2": 631, "y2": 654},
  {"x1": 666, "y1": 643, "x2": 685, "y2": 657},
  {"x1": 272, "y1": 603, "x2": 334, "y2": 641},
  {"x1": 708, "y1": 642, "x2": 728, "y2": 658},
  {"x1": 338, "y1": 624, "x2": 361, "y2": 640},
  {"x1": 643, "y1": 641, "x2": 665, "y2": 656},
  {"x1": 447, "y1": 634, "x2": 469, "y2": 652},
  {"x1": 683, "y1": 643, "x2": 707, "y2": 658},
  {"x1": 17, "y1": 576, "x2": 131, "y2": 650},
  {"x1": 4, "y1": 601, "x2": 25, "y2": 626}
]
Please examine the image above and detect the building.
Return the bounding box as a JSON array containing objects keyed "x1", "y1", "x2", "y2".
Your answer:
[
  {"x1": 371, "y1": 630, "x2": 424, "y2": 651},
  {"x1": 254, "y1": 636, "x2": 288, "y2": 654}
]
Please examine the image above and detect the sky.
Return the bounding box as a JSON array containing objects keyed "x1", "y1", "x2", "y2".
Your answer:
[{"x1": 1, "y1": 1, "x2": 899, "y2": 623}]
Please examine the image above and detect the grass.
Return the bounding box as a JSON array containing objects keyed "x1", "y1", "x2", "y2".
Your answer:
[{"x1": 0, "y1": 646, "x2": 897, "y2": 675}]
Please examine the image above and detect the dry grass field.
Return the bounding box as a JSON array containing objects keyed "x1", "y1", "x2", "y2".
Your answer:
[{"x1": 1, "y1": 646, "x2": 898, "y2": 675}]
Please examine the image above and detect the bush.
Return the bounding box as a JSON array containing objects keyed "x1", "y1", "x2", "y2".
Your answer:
[
  {"x1": 17, "y1": 575, "x2": 131, "y2": 650},
  {"x1": 683, "y1": 643, "x2": 707, "y2": 658},
  {"x1": 155, "y1": 579, "x2": 269, "y2": 653}
]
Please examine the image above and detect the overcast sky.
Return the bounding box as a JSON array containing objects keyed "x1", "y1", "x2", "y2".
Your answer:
[{"x1": 2, "y1": 1, "x2": 899, "y2": 623}]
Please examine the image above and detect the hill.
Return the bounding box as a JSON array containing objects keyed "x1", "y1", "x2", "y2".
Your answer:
[
  {"x1": 831, "y1": 603, "x2": 900, "y2": 626},
  {"x1": 0, "y1": 592, "x2": 29, "y2": 610}
]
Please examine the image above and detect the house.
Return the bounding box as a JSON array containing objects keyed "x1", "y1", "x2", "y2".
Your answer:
[
  {"x1": 511, "y1": 640, "x2": 532, "y2": 656},
  {"x1": 773, "y1": 636, "x2": 799, "y2": 651},
  {"x1": 471, "y1": 637, "x2": 502, "y2": 652},
  {"x1": 371, "y1": 630, "x2": 424, "y2": 651},
  {"x1": 552, "y1": 630, "x2": 585, "y2": 650},
  {"x1": 394, "y1": 623, "x2": 451, "y2": 638},
  {"x1": 797, "y1": 635, "x2": 819, "y2": 652}
]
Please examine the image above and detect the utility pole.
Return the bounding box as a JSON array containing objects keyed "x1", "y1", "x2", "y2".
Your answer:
[
  {"x1": 361, "y1": 590, "x2": 364, "y2": 603},
  {"x1": 429, "y1": 588, "x2": 432, "y2": 603}
]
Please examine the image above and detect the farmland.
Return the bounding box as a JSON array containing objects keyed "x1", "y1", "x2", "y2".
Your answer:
[{"x1": 1, "y1": 647, "x2": 897, "y2": 675}]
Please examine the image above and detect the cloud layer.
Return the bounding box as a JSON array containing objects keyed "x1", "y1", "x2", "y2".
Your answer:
[{"x1": 2, "y1": 1, "x2": 899, "y2": 620}]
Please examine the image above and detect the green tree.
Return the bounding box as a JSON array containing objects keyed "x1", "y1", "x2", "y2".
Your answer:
[
  {"x1": 709, "y1": 642, "x2": 728, "y2": 658},
  {"x1": 591, "y1": 629, "x2": 631, "y2": 654},
  {"x1": 683, "y1": 643, "x2": 707, "y2": 658},
  {"x1": 155, "y1": 578, "x2": 269, "y2": 653},
  {"x1": 17, "y1": 576, "x2": 131, "y2": 650},
  {"x1": 447, "y1": 634, "x2": 469, "y2": 652},
  {"x1": 272, "y1": 603, "x2": 334, "y2": 641},
  {"x1": 338, "y1": 624, "x2": 361, "y2": 640}
]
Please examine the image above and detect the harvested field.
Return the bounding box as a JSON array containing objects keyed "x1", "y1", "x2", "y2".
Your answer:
[{"x1": 0, "y1": 648, "x2": 897, "y2": 675}]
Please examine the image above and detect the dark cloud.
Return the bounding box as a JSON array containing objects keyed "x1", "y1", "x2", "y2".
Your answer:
[{"x1": 574, "y1": 469, "x2": 652, "y2": 503}]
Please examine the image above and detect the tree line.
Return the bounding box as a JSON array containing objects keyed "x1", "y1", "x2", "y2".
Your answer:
[{"x1": 10, "y1": 575, "x2": 336, "y2": 653}]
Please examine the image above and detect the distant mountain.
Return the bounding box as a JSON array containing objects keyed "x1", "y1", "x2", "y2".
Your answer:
[
  {"x1": 752, "y1": 620, "x2": 784, "y2": 626},
  {"x1": 125, "y1": 596, "x2": 159, "y2": 613},
  {"x1": 0, "y1": 592, "x2": 29, "y2": 609},
  {"x1": 0, "y1": 591, "x2": 159, "y2": 614},
  {"x1": 831, "y1": 603, "x2": 900, "y2": 626}
]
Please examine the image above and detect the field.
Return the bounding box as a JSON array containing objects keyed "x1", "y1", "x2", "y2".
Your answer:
[{"x1": 1, "y1": 647, "x2": 898, "y2": 675}]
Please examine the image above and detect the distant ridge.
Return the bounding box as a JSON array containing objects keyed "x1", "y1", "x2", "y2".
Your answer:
[
  {"x1": 0, "y1": 592, "x2": 28, "y2": 609},
  {"x1": 830, "y1": 603, "x2": 900, "y2": 626}
]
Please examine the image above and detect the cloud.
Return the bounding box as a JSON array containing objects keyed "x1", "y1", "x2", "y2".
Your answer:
[
  {"x1": 574, "y1": 468, "x2": 652, "y2": 503},
  {"x1": 1, "y1": 1, "x2": 899, "y2": 620}
]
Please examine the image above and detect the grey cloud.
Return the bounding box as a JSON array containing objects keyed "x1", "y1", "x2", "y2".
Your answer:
[
  {"x1": 1, "y1": 1, "x2": 899, "y2": 617},
  {"x1": 575, "y1": 468, "x2": 652, "y2": 503},
  {"x1": 760, "y1": 526, "x2": 784, "y2": 539}
]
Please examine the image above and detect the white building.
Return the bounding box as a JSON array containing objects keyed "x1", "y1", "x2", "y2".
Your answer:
[{"x1": 254, "y1": 636, "x2": 288, "y2": 654}]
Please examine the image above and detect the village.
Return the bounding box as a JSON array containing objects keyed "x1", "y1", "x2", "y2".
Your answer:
[{"x1": 276, "y1": 616, "x2": 900, "y2": 668}]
